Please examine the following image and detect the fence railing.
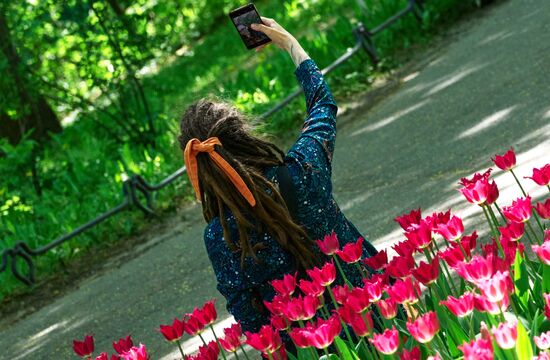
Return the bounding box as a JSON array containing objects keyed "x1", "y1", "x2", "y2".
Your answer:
[{"x1": 0, "y1": 0, "x2": 424, "y2": 287}]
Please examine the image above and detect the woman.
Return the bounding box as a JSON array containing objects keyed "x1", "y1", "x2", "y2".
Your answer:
[{"x1": 178, "y1": 17, "x2": 378, "y2": 335}]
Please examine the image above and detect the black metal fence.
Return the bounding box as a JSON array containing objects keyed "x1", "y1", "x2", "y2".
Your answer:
[{"x1": 0, "y1": 0, "x2": 424, "y2": 287}]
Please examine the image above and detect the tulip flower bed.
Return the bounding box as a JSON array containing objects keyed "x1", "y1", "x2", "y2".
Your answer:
[{"x1": 72, "y1": 148, "x2": 550, "y2": 360}]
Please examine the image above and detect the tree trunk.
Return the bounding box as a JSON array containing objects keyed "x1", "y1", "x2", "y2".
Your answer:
[{"x1": 0, "y1": 9, "x2": 62, "y2": 146}]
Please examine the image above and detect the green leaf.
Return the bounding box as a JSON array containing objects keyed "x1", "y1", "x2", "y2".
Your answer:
[
  {"x1": 513, "y1": 249, "x2": 530, "y2": 312},
  {"x1": 543, "y1": 265, "x2": 550, "y2": 294},
  {"x1": 516, "y1": 319, "x2": 533, "y2": 359},
  {"x1": 334, "y1": 336, "x2": 359, "y2": 360}
]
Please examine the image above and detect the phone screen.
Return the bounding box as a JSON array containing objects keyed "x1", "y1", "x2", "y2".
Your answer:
[{"x1": 230, "y1": 4, "x2": 271, "y2": 49}]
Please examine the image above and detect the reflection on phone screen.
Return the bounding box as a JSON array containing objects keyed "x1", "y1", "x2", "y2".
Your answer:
[{"x1": 232, "y1": 11, "x2": 269, "y2": 47}]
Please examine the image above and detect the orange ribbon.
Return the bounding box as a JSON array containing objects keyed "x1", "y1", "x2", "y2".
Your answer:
[{"x1": 183, "y1": 137, "x2": 256, "y2": 207}]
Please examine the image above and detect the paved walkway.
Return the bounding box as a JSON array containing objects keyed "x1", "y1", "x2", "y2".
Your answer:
[{"x1": 1, "y1": 0, "x2": 549, "y2": 359}]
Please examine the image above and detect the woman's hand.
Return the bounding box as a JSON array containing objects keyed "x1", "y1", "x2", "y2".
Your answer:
[{"x1": 250, "y1": 17, "x2": 310, "y2": 67}]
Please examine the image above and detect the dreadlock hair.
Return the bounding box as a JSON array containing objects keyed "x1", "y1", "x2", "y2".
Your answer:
[{"x1": 178, "y1": 96, "x2": 318, "y2": 273}]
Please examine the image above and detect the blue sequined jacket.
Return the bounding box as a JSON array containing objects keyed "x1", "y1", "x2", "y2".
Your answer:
[{"x1": 203, "y1": 58, "x2": 378, "y2": 333}]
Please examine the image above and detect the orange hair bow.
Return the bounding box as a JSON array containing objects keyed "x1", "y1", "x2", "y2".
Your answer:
[{"x1": 183, "y1": 137, "x2": 256, "y2": 207}]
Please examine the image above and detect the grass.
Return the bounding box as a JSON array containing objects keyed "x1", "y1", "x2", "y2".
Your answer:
[{"x1": 0, "y1": 0, "x2": 478, "y2": 302}]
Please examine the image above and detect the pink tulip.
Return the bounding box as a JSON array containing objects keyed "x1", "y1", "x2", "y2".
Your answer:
[
  {"x1": 476, "y1": 270, "x2": 512, "y2": 303},
  {"x1": 436, "y1": 215, "x2": 464, "y2": 241},
  {"x1": 335, "y1": 237, "x2": 364, "y2": 263},
  {"x1": 362, "y1": 275, "x2": 384, "y2": 303},
  {"x1": 546, "y1": 230, "x2": 550, "y2": 242},
  {"x1": 424, "y1": 210, "x2": 452, "y2": 231},
  {"x1": 474, "y1": 293, "x2": 510, "y2": 315},
  {"x1": 159, "y1": 318, "x2": 185, "y2": 342},
  {"x1": 270, "y1": 314, "x2": 289, "y2": 331},
  {"x1": 406, "y1": 311, "x2": 440, "y2": 344},
  {"x1": 370, "y1": 327, "x2": 400, "y2": 355},
  {"x1": 331, "y1": 284, "x2": 352, "y2": 305},
  {"x1": 271, "y1": 272, "x2": 297, "y2": 297},
  {"x1": 306, "y1": 261, "x2": 337, "y2": 287},
  {"x1": 349, "y1": 311, "x2": 374, "y2": 337},
  {"x1": 404, "y1": 220, "x2": 433, "y2": 249},
  {"x1": 219, "y1": 323, "x2": 243, "y2": 353},
  {"x1": 525, "y1": 164, "x2": 550, "y2": 186},
  {"x1": 188, "y1": 341, "x2": 219, "y2": 360},
  {"x1": 395, "y1": 208, "x2": 422, "y2": 230},
  {"x1": 535, "y1": 331, "x2": 550, "y2": 350},
  {"x1": 534, "y1": 352, "x2": 550, "y2": 360},
  {"x1": 491, "y1": 320, "x2": 517, "y2": 349},
  {"x1": 263, "y1": 294, "x2": 288, "y2": 316},
  {"x1": 400, "y1": 347, "x2": 421, "y2": 360},
  {"x1": 536, "y1": 199, "x2": 550, "y2": 219},
  {"x1": 94, "y1": 353, "x2": 108, "y2": 360},
  {"x1": 120, "y1": 344, "x2": 148, "y2": 360},
  {"x1": 533, "y1": 241, "x2": 550, "y2": 265},
  {"x1": 288, "y1": 328, "x2": 310, "y2": 348},
  {"x1": 363, "y1": 249, "x2": 388, "y2": 271},
  {"x1": 454, "y1": 255, "x2": 494, "y2": 283},
  {"x1": 386, "y1": 277, "x2": 420, "y2": 305},
  {"x1": 492, "y1": 148, "x2": 516, "y2": 171},
  {"x1": 440, "y1": 292, "x2": 475, "y2": 317},
  {"x1": 281, "y1": 295, "x2": 319, "y2": 322},
  {"x1": 411, "y1": 257, "x2": 440, "y2": 285},
  {"x1": 316, "y1": 231, "x2": 340, "y2": 256},
  {"x1": 545, "y1": 293, "x2": 550, "y2": 320},
  {"x1": 499, "y1": 222, "x2": 525, "y2": 242},
  {"x1": 458, "y1": 338, "x2": 493, "y2": 360},
  {"x1": 459, "y1": 171, "x2": 499, "y2": 206},
  {"x1": 392, "y1": 239, "x2": 417, "y2": 257},
  {"x1": 343, "y1": 287, "x2": 370, "y2": 313},
  {"x1": 73, "y1": 335, "x2": 94, "y2": 358},
  {"x1": 113, "y1": 336, "x2": 133, "y2": 355},
  {"x1": 289, "y1": 316, "x2": 341, "y2": 349},
  {"x1": 298, "y1": 278, "x2": 325, "y2": 298},
  {"x1": 377, "y1": 298, "x2": 398, "y2": 319},
  {"x1": 502, "y1": 196, "x2": 532, "y2": 223},
  {"x1": 245, "y1": 325, "x2": 283, "y2": 354}
]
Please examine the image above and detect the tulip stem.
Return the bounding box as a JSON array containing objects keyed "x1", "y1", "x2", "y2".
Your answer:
[
  {"x1": 510, "y1": 169, "x2": 527, "y2": 197},
  {"x1": 239, "y1": 345, "x2": 251, "y2": 360},
  {"x1": 176, "y1": 341, "x2": 186, "y2": 359},
  {"x1": 233, "y1": 351, "x2": 241, "y2": 360},
  {"x1": 547, "y1": 185, "x2": 550, "y2": 193},
  {"x1": 334, "y1": 256, "x2": 353, "y2": 287},
  {"x1": 354, "y1": 262, "x2": 368, "y2": 279},
  {"x1": 487, "y1": 206, "x2": 502, "y2": 230},
  {"x1": 493, "y1": 203, "x2": 507, "y2": 223},
  {"x1": 327, "y1": 285, "x2": 354, "y2": 344},
  {"x1": 198, "y1": 333, "x2": 208, "y2": 347},
  {"x1": 208, "y1": 324, "x2": 228, "y2": 360},
  {"x1": 526, "y1": 221, "x2": 542, "y2": 244},
  {"x1": 440, "y1": 260, "x2": 458, "y2": 296},
  {"x1": 482, "y1": 206, "x2": 504, "y2": 257}
]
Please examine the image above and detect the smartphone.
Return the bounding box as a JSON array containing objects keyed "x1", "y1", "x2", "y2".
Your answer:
[{"x1": 229, "y1": 3, "x2": 271, "y2": 50}]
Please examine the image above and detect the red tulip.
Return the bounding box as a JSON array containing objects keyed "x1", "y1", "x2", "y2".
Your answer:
[
  {"x1": 94, "y1": 353, "x2": 108, "y2": 360},
  {"x1": 289, "y1": 316, "x2": 341, "y2": 349},
  {"x1": 491, "y1": 319, "x2": 517, "y2": 349},
  {"x1": 298, "y1": 278, "x2": 325, "y2": 298},
  {"x1": 386, "y1": 277, "x2": 420, "y2": 305},
  {"x1": 245, "y1": 325, "x2": 283, "y2": 354},
  {"x1": 404, "y1": 220, "x2": 432, "y2": 249},
  {"x1": 474, "y1": 293, "x2": 510, "y2": 315},
  {"x1": 436, "y1": 216, "x2": 464, "y2": 241},
  {"x1": 113, "y1": 336, "x2": 133, "y2": 355},
  {"x1": 219, "y1": 323, "x2": 243, "y2": 353},
  {"x1": 73, "y1": 335, "x2": 94, "y2": 358},
  {"x1": 159, "y1": 318, "x2": 185, "y2": 342},
  {"x1": 345, "y1": 287, "x2": 371, "y2": 313},
  {"x1": 316, "y1": 232, "x2": 340, "y2": 256},
  {"x1": 183, "y1": 314, "x2": 206, "y2": 336},
  {"x1": 264, "y1": 294, "x2": 287, "y2": 316},
  {"x1": 533, "y1": 241, "x2": 550, "y2": 265},
  {"x1": 440, "y1": 292, "x2": 474, "y2": 317},
  {"x1": 335, "y1": 237, "x2": 364, "y2": 264},
  {"x1": 460, "y1": 169, "x2": 492, "y2": 187},
  {"x1": 525, "y1": 164, "x2": 550, "y2": 186},
  {"x1": 424, "y1": 210, "x2": 452, "y2": 231},
  {"x1": 492, "y1": 148, "x2": 516, "y2": 171},
  {"x1": 281, "y1": 295, "x2": 319, "y2": 322},
  {"x1": 546, "y1": 230, "x2": 550, "y2": 243},
  {"x1": 499, "y1": 222, "x2": 525, "y2": 242},
  {"x1": 120, "y1": 344, "x2": 148, "y2": 360},
  {"x1": 270, "y1": 314, "x2": 290, "y2": 331},
  {"x1": 406, "y1": 311, "x2": 440, "y2": 343},
  {"x1": 394, "y1": 208, "x2": 422, "y2": 230},
  {"x1": 370, "y1": 327, "x2": 400, "y2": 355},
  {"x1": 476, "y1": 270, "x2": 512, "y2": 303},
  {"x1": 545, "y1": 293, "x2": 550, "y2": 320},
  {"x1": 400, "y1": 347, "x2": 421, "y2": 360},
  {"x1": 349, "y1": 311, "x2": 374, "y2": 337},
  {"x1": 454, "y1": 255, "x2": 494, "y2": 283},
  {"x1": 411, "y1": 257, "x2": 440, "y2": 285},
  {"x1": 536, "y1": 199, "x2": 550, "y2": 219},
  {"x1": 460, "y1": 175, "x2": 499, "y2": 206},
  {"x1": 188, "y1": 341, "x2": 220, "y2": 360},
  {"x1": 535, "y1": 331, "x2": 550, "y2": 350},
  {"x1": 363, "y1": 249, "x2": 388, "y2": 271},
  {"x1": 503, "y1": 196, "x2": 532, "y2": 223},
  {"x1": 458, "y1": 338, "x2": 493, "y2": 360},
  {"x1": 306, "y1": 261, "x2": 336, "y2": 287},
  {"x1": 392, "y1": 239, "x2": 417, "y2": 257},
  {"x1": 271, "y1": 272, "x2": 297, "y2": 297},
  {"x1": 331, "y1": 284, "x2": 352, "y2": 304},
  {"x1": 377, "y1": 298, "x2": 398, "y2": 319},
  {"x1": 192, "y1": 299, "x2": 217, "y2": 327},
  {"x1": 386, "y1": 255, "x2": 415, "y2": 279},
  {"x1": 110, "y1": 355, "x2": 121, "y2": 360}
]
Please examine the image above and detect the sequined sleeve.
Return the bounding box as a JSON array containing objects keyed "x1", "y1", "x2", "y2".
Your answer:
[{"x1": 292, "y1": 58, "x2": 338, "y2": 168}]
